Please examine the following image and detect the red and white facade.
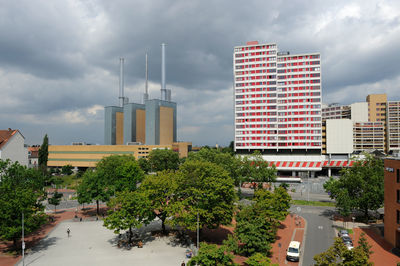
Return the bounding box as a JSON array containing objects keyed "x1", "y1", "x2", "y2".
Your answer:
[{"x1": 234, "y1": 41, "x2": 322, "y2": 153}]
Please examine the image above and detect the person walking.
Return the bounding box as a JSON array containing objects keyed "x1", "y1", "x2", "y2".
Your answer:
[
  {"x1": 181, "y1": 261, "x2": 185, "y2": 266},
  {"x1": 67, "y1": 228, "x2": 71, "y2": 237}
]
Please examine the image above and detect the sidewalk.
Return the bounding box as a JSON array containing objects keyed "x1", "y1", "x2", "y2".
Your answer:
[{"x1": 0, "y1": 205, "x2": 107, "y2": 266}]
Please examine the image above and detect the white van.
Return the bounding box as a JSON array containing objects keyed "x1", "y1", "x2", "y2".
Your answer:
[{"x1": 286, "y1": 241, "x2": 301, "y2": 262}]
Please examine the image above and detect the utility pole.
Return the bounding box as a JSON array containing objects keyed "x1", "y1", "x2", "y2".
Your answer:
[
  {"x1": 22, "y1": 212, "x2": 25, "y2": 266},
  {"x1": 197, "y1": 211, "x2": 199, "y2": 253}
]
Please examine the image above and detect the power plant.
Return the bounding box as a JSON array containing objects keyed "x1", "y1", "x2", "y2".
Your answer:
[{"x1": 104, "y1": 43, "x2": 177, "y2": 146}]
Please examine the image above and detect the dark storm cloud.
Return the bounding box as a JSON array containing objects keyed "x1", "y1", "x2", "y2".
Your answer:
[{"x1": 0, "y1": 0, "x2": 399, "y2": 145}]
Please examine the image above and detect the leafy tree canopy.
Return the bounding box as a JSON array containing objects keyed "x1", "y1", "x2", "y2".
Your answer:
[
  {"x1": 314, "y1": 233, "x2": 373, "y2": 266},
  {"x1": 103, "y1": 190, "x2": 154, "y2": 243},
  {"x1": 168, "y1": 160, "x2": 236, "y2": 231},
  {"x1": 324, "y1": 154, "x2": 384, "y2": 220},
  {"x1": 139, "y1": 171, "x2": 177, "y2": 233},
  {"x1": 188, "y1": 243, "x2": 237, "y2": 266},
  {"x1": 147, "y1": 148, "x2": 180, "y2": 172},
  {"x1": 0, "y1": 160, "x2": 47, "y2": 247},
  {"x1": 246, "y1": 253, "x2": 276, "y2": 266}
]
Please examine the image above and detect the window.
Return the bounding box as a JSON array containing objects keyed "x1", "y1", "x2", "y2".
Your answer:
[
  {"x1": 397, "y1": 169, "x2": 400, "y2": 183},
  {"x1": 397, "y1": 190, "x2": 400, "y2": 203},
  {"x1": 397, "y1": 210, "x2": 400, "y2": 224}
]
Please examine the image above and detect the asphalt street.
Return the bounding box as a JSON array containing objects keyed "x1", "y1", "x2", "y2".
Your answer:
[{"x1": 290, "y1": 205, "x2": 336, "y2": 266}]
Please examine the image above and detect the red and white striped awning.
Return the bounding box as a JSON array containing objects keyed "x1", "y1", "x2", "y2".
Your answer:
[{"x1": 268, "y1": 160, "x2": 355, "y2": 169}]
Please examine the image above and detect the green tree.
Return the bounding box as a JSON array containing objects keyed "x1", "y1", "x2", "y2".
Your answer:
[
  {"x1": 61, "y1": 164, "x2": 73, "y2": 175},
  {"x1": 38, "y1": 134, "x2": 49, "y2": 172},
  {"x1": 187, "y1": 147, "x2": 242, "y2": 186},
  {"x1": 77, "y1": 169, "x2": 110, "y2": 215},
  {"x1": 139, "y1": 171, "x2": 177, "y2": 234},
  {"x1": 147, "y1": 148, "x2": 180, "y2": 172},
  {"x1": 103, "y1": 191, "x2": 154, "y2": 243},
  {"x1": 314, "y1": 234, "x2": 373, "y2": 266},
  {"x1": 168, "y1": 160, "x2": 236, "y2": 233},
  {"x1": 137, "y1": 157, "x2": 150, "y2": 173},
  {"x1": 249, "y1": 150, "x2": 277, "y2": 189},
  {"x1": 188, "y1": 243, "x2": 237, "y2": 266},
  {"x1": 324, "y1": 154, "x2": 384, "y2": 221},
  {"x1": 96, "y1": 155, "x2": 144, "y2": 193},
  {"x1": 245, "y1": 253, "x2": 275, "y2": 266},
  {"x1": 48, "y1": 190, "x2": 63, "y2": 213},
  {"x1": 234, "y1": 188, "x2": 291, "y2": 257},
  {"x1": 0, "y1": 160, "x2": 47, "y2": 248}
]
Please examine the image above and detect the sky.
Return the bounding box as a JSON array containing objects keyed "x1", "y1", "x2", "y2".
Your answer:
[{"x1": 0, "y1": 0, "x2": 399, "y2": 147}]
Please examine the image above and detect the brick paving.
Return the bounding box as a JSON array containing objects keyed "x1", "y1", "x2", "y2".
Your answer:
[
  {"x1": 353, "y1": 227, "x2": 400, "y2": 266},
  {"x1": 0, "y1": 205, "x2": 106, "y2": 266}
]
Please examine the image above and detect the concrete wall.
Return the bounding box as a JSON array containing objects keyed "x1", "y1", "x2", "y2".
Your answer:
[
  {"x1": 350, "y1": 102, "x2": 368, "y2": 122},
  {"x1": 116, "y1": 112, "x2": 124, "y2": 145},
  {"x1": 159, "y1": 106, "x2": 174, "y2": 145},
  {"x1": 104, "y1": 106, "x2": 124, "y2": 145},
  {"x1": 326, "y1": 119, "x2": 353, "y2": 154},
  {"x1": 123, "y1": 103, "x2": 145, "y2": 144},
  {"x1": 0, "y1": 132, "x2": 28, "y2": 166},
  {"x1": 136, "y1": 109, "x2": 146, "y2": 144}
]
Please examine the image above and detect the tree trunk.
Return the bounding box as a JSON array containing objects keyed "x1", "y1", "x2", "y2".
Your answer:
[
  {"x1": 96, "y1": 200, "x2": 99, "y2": 215},
  {"x1": 13, "y1": 238, "x2": 17, "y2": 249},
  {"x1": 365, "y1": 208, "x2": 369, "y2": 223},
  {"x1": 161, "y1": 217, "x2": 166, "y2": 234},
  {"x1": 129, "y1": 226, "x2": 132, "y2": 243}
]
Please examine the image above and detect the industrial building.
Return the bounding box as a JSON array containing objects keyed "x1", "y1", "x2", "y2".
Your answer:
[{"x1": 104, "y1": 44, "x2": 177, "y2": 146}]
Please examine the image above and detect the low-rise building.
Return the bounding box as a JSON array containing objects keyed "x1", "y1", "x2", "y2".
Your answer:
[
  {"x1": 48, "y1": 142, "x2": 192, "y2": 168},
  {"x1": 28, "y1": 146, "x2": 40, "y2": 168},
  {"x1": 0, "y1": 128, "x2": 28, "y2": 166}
]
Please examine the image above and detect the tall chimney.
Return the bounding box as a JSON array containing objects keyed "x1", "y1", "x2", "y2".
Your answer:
[
  {"x1": 161, "y1": 43, "x2": 167, "y2": 100},
  {"x1": 143, "y1": 53, "x2": 149, "y2": 103},
  {"x1": 119, "y1": 57, "x2": 125, "y2": 107}
]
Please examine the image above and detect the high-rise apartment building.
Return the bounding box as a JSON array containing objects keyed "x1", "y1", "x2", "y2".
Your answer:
[
  {"x1": 387, "y1": 101, "x2": 400, "y2": 153},
  {"x1": 234, "y1": 41, "x2": 322, "y2": 154}
]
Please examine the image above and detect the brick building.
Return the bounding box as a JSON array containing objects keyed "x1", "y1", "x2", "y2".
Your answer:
[{"x1": 384, "y1": 157, "x2": 400, "y2": 248}]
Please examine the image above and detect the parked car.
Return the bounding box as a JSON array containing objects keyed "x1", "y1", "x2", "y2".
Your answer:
[
  {"x1": 286, "y1": 241, "x2": 301, "y2": 262},
  {"x1": 338, "y1": 229, "x2": 349, "y2": 238},
  {"x1": 341, "y1": 235, "x2": 354, "y2": 250}
]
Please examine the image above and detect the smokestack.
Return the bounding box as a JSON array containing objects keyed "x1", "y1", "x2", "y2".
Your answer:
[
  {"x1": 119, "y1": 57, "x2": 125, "y2": 107},
  {"x1": 161, "y1": 43, "x2": 167, "y2": 100},
  {"x1": 143, "y1": 53, "x2": 149, "y2": 103}
]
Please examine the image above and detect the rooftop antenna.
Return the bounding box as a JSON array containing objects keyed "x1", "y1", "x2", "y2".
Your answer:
[
  {"x1": 161, "y1": 43, "x2": 167, "y2": 100},
  {"x1": 119, "y1": 57, "x2": 125, "y2": 107},
  {"x1": 143, "y1": 53, "x2": 149, "y2": 103}
]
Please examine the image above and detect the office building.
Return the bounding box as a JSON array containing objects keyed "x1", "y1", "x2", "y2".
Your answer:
[
  {"x1": 234, "y1": 41, "x2": 322, "y2": 154},
  {"x1": 387, "y1": 101, "x2": 400, "y2": 154}
]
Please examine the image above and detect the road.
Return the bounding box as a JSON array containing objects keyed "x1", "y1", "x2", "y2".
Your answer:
[{"x1": 290, "y1": 205, "x2": 336, "y2": 266}]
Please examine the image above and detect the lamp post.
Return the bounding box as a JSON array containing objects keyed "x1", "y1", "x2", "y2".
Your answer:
[{"x1": 22, "y1": 212, "x2": 25, "y2": 266}]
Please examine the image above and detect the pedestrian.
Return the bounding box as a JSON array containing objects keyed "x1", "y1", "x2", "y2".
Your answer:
[
  {"x1": 181, "y1": 261, "x2": 185, "y2": 266},
  {"x1": 67, "y1": 228, "x2": 70, "y2": 237}
]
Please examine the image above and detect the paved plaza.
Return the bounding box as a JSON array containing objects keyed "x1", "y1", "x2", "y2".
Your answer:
[{"x1": 17, "y1": 220, "x2": 190, "y2": 266}]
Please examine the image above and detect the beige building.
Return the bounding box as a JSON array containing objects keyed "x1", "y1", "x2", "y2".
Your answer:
[
  {"x1": 48, "y1": 142, "x2": 192, "y2": 168},
  {"x1": 387, "y1": 101, "x2": 400, "y2": 153},
  {"x1": 353, "y1": 122, "x2": 385, "y2": 152}
]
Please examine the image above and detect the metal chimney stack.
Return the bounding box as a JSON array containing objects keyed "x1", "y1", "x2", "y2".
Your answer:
[
  {"x1": 143, "y1": 53, "x2": 149, "y2": 103},
  {"x1": 161, "y1": 43, "x2": 167, "y2": 100},
  {"x1": 119, "y1": 57, "x2": 125, "y2": 107}
]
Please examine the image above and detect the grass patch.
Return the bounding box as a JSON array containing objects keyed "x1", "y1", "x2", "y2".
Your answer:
[
  {"x1": 53, "y1": 175, "x2": 82, "y2": 189},
  {"x1": 292, "y1": 199, "x2": 335, "y2": 207}
]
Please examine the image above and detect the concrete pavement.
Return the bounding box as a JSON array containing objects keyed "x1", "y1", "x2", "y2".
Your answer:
[{"x1": 18, "y1": 220, "x2": 191, "y2": 266}]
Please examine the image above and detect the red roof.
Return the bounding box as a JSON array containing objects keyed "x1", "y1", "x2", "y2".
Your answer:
[{"x1": 0, "y1": 129, "x2": 19, "y2": 150}]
